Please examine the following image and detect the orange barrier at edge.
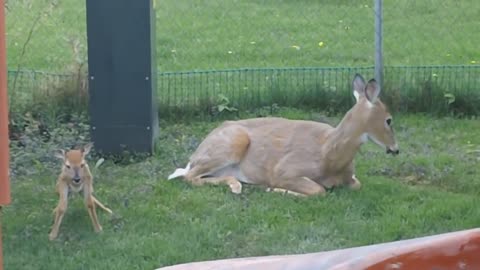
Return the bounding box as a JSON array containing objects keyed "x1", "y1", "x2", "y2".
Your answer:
[
  {"x1": 0, "y1": 1, "x2": 10, "y2": 269},
  {"x1": 0, "y1": 0, "x2": 10, "y2": 206},
  {"x1": 155, "y1": 228, "x2": 480, "y2": 270}
]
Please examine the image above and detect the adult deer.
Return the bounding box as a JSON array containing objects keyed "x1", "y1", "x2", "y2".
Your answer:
[{"x1": 168, "y1": 74, "x2": 399, "y2": 196}]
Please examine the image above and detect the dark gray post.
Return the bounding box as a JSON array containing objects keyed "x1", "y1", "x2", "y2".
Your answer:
[
  {"x1": 86, "y1": 0, "x2": 158, "y2": 154},
  {"x1": 374, "y1": 0, "x2": 384, "y2": 87}
]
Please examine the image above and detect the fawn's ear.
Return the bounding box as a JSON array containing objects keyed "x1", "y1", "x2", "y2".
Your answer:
[
  {"x1": 54, "y1": 149, "x2": 66, "y2": 160},
  {"x1": 81, "y1": 142, "x2": 93, "y2": 157}
]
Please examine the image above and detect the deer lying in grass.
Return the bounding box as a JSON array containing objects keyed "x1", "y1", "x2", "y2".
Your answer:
[
  {"x1": 168, "y1": 74, "x2": 399, "y2": 196},
  {"x1": 49, "y1": 143, "x2": 112, "y2": 240}
]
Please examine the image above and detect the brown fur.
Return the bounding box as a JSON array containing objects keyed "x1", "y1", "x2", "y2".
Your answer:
[
  {"x1": 49, "y1": 143, "x2": 112, "y2": 241},
  {"x1": 169, "y1": 74, "x2": 399, "y2": 196}
]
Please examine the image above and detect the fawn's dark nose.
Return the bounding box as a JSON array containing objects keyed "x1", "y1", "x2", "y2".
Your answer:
[{"x1": 72, "y1": 176, "x2": 81, "y2": 183}]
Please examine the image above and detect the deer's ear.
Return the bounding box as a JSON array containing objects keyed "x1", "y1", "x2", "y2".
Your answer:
[
  {"x1": 365, "y1": 79, "x2": 381, "y2": 103},
  {"x1": 352, "y1": 73, "x2": 366, "y2": 102},
  {"x1": 81, "y1": 142, "x2": 93, "y2": 156},
  {"x1": 54, "y1": 149, "x2": 66, "y2": 160}
]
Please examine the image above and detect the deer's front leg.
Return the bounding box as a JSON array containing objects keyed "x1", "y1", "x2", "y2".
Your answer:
[
  {"x1": 347, "y1": 174, "x2": 362, "y2": 190},
  {"x1": 49, "y1": 182, "x2": 69, "y2": 240},
  {"x1": 343, "y1": 162, "x2": 361, "y2": 190},
  {"x1": 271, "y1": 176, "x2": 327, "y2": 197},
  {"x1": 84, "y1": 184, "x2": 102, "y2": 233}
]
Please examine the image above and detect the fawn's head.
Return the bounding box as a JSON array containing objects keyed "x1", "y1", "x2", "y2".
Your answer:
[
  {"x1": 351, "y1": 74, "x2": 399, "y2": 155},
  {"x1": 55, "y1": 143, "x2": 93, "y2": 183}
]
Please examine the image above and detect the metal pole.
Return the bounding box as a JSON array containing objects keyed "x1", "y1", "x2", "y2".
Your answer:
[
  {"x1": 374, "y1": 0, "x2": 384, "y2": 87},
  {"x1": 0, "y1": 0, "x2": 11, "y2": 269}
]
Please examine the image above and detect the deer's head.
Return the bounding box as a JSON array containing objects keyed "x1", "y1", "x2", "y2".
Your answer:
[
  {"x1": 55, "y1": 143, "x2": 93, "y2": 183},
  {"x1": 352, "y1": 74, "x2": 399, "y2": 155}
]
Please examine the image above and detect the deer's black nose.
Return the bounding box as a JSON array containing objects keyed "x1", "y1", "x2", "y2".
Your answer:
[
  {"x1": 386, "y1": 148, "x2": 400, "y2": 155},
  {"x1": 72, "y1": 177, "x2": 81, "y2": 183}
]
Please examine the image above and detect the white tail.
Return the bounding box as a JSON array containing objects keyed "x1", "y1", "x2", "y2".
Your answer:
[
  {"x1": 168, "y1": 74, "x2": 399, "y2": 196},
  {"x1": 168, "y1": 162, "x2": 191, "y2": 180}
]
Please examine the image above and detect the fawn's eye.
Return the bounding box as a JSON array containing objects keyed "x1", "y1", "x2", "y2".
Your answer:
[
  {"x1": 386, "y1": 118, "x2": 392, "y2": 126},
  {"x1": 80, "y1": 163, "x2": 85, "y2": 168},
  {"x1": 65, "y1": 164, "x2": 71, "y2": 169}
]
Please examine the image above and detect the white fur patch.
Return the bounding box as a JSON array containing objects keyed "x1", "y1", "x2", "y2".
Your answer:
[
  {"x1": 353, "y1": 91, "x2": 374, "y2": 109},
  {"x1": 368, "y1": 134, "x2": 385, "y2": 148},
  {"x1": 360, "y1": 133, "x2": 369, "y2": 144},
  {"x1": 70, "y1": 182, "x2": 84, "y2": 193},
  {"x1": 366, "y1": 100, "x2": 374, "y2": 108},
  {"x1": 353, "y1": 91, "x2": 360, "y2": 102},
  {"x1": 168, "y1": 162, "x2": 191, "y2": 180}
]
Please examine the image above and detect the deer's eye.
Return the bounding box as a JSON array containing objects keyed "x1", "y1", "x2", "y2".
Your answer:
[
  {"x1": 386, "y1": 118, "x2": 392, "y2": 126},
  {"x1": 80, "y1": 163, "x2": 85, "y2": 168},
  {"x1": 65, "y1": 164, "x2": 71, "y2": 169}
]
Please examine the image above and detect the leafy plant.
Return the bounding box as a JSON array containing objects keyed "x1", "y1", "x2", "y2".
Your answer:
[
  {"x1": 444, "y1": 92, "x2": 455, "y2": 105},
  {"x1": 213, "y1": 94, "x2": 238, "y2": 114}
]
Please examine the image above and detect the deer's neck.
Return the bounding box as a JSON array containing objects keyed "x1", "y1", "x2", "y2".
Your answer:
[{"x1": 323, "y1": 110, "x2": 367, "y2": 171}]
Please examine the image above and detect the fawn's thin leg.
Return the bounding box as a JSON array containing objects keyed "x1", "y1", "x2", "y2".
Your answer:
[
  {"x1": 187, "y1": 175, "x2": 243, "y2": 194},
  {"x1": 92, "y1": 195, "x2": 113, "y2": 214},
  {"x1": 84, "y1": 185, "x2": 102, "y2": 233},
  {"x1": 49, "y1": 184, "x2": 69, "y2": 240}
]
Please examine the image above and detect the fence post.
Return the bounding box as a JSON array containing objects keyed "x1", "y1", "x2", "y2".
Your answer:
[
  {"x1": 374, "y1": 0, "x2": 384, "y2": 87},
  {"x1": 0, "y1": 0, "x2": 11, "y2": 269},
  {"x1": 86, "y1": 0, "x2": 159, "y2": 154}
]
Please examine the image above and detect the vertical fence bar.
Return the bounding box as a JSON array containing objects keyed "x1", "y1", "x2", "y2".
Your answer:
[
  {"x1": 0, "y1": 0, "x2": 11, "y2": 268},
  {"x1": 374, "y1": 0, "x2": 384, "y2": 87}
]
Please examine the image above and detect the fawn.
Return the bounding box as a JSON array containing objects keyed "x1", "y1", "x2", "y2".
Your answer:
[{"x1": 49, "y1": 143, "x2": 112, "y2": 240}]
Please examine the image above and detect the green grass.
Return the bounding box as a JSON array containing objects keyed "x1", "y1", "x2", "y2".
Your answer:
[
  {"x1": 5, "y1": 0, "x2": 479, "y2": 72},
  {"x1": 3, "y1": 110, "x2": 480, "y2": 269}
]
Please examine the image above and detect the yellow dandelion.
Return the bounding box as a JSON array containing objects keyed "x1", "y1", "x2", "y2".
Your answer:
[
  {"x1": 318, "y1": 41, "x2": 324, "y2": 47},
  {"x1": 471, "y1": 60, "x2": 477, "y2": 64}
]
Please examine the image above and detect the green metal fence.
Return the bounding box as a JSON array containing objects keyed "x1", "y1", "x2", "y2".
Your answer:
[
  {"x1": 157, "y1": 65, "x2": 480, "y2": 117},
  {"x1": 157, "y1": 66, "x2": 373, "y2": 116},
  {"x1": 7, "y1": 69, "x2": 88, "y2": 118},
  {"x1": 8, "y1": 65, "x2": 480, "y2": 121}
]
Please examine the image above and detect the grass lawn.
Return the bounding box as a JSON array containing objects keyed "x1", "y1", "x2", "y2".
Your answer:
[
  {"x1": 5, "y1": 0, "x2": 479, "y2": 72},
  {"x1": 2, "y1": 110, "x2": 480, "y2": 269}
]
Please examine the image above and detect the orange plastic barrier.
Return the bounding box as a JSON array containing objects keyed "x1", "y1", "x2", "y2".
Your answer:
[
  {"x1": 0, "y1": 1, "x2": 10, "y2": 269},
  {"x1": 0, "y1": 0, "x2": 9, "y2": 206},
  {"x1": 156, "y1": 228, "x2": 480, "y2": 270}
]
